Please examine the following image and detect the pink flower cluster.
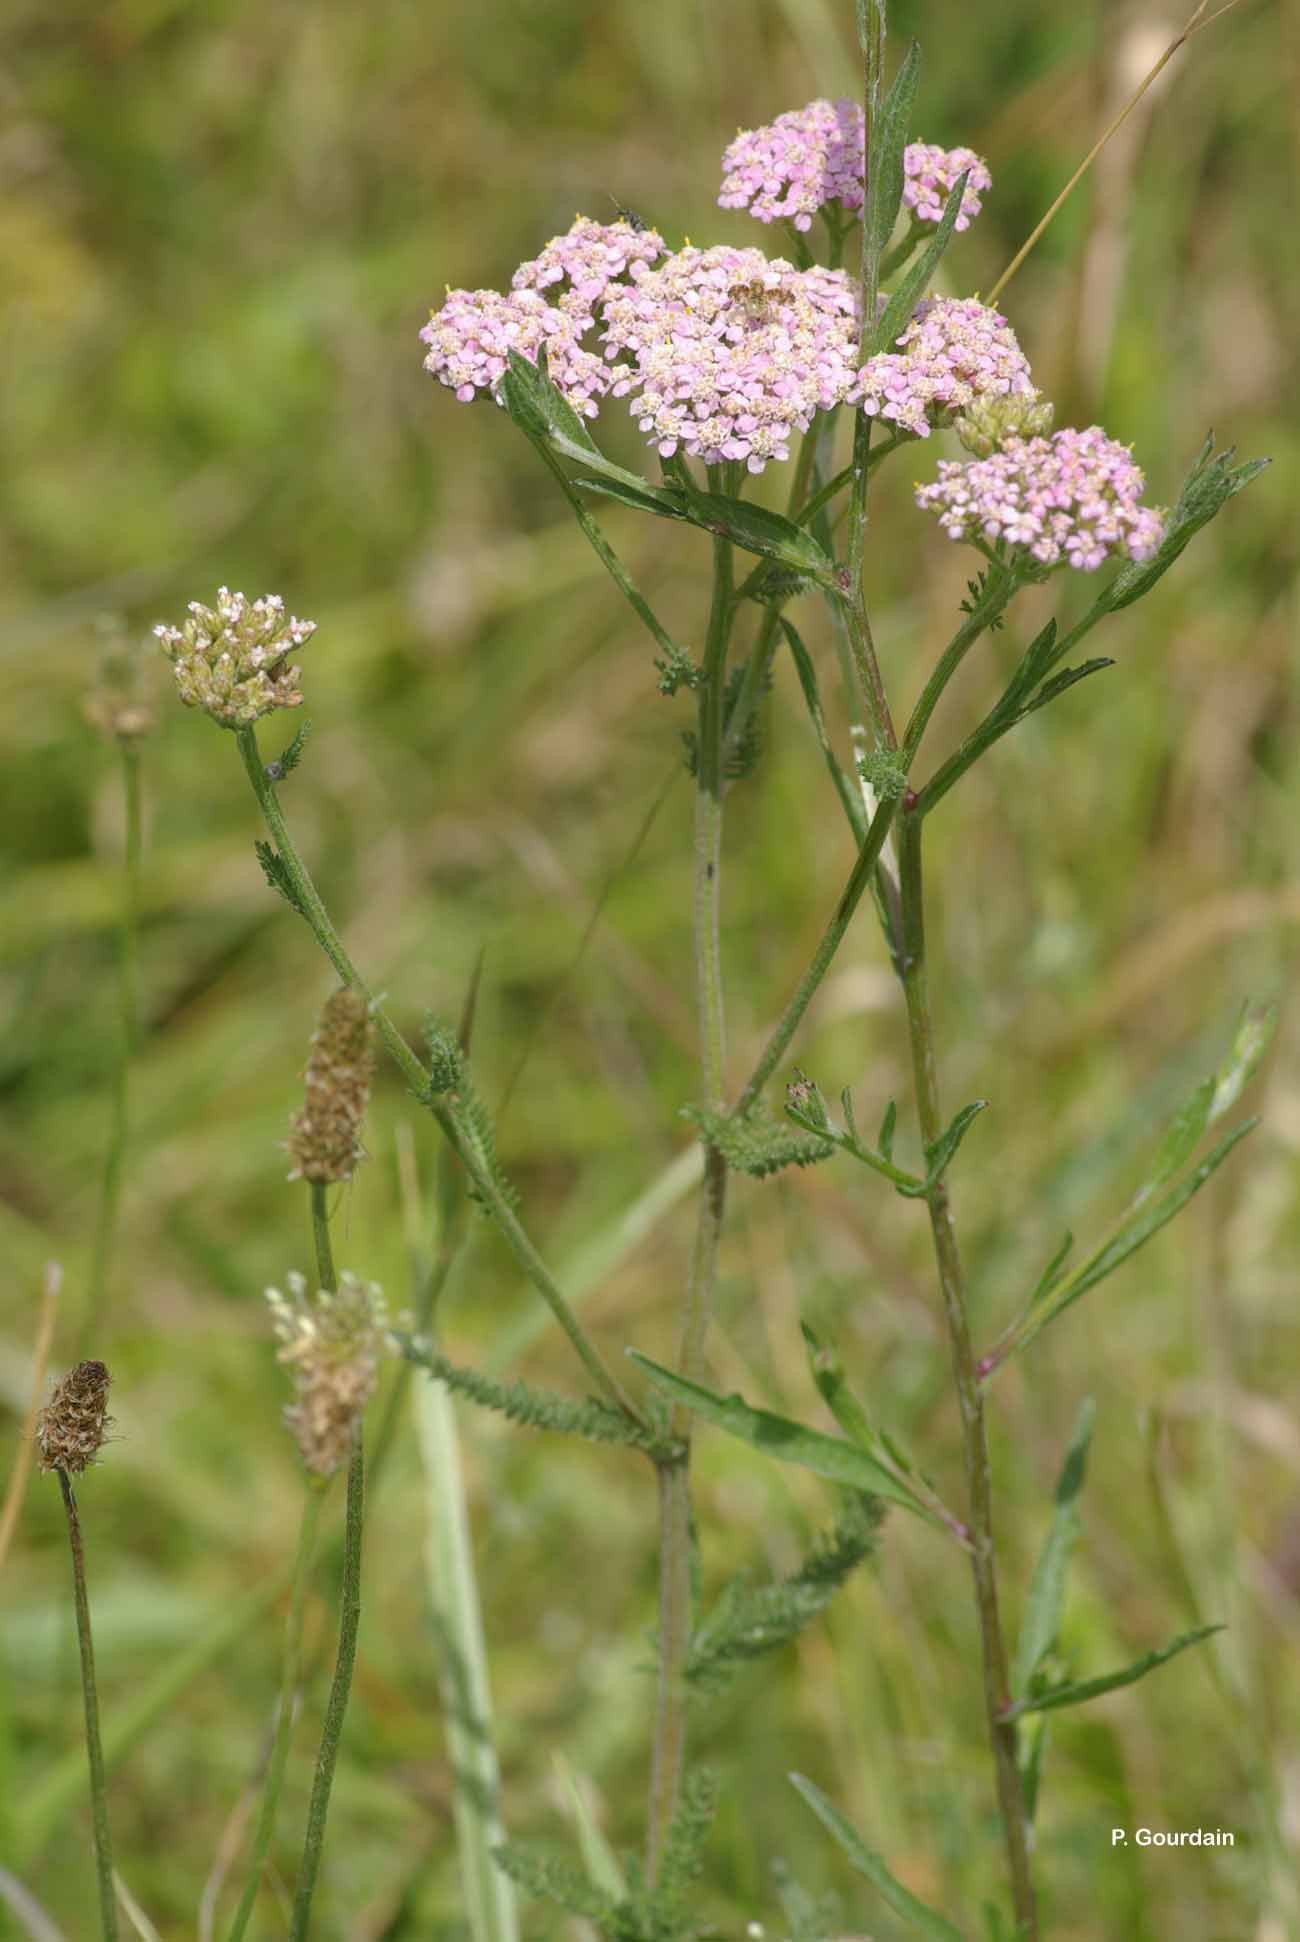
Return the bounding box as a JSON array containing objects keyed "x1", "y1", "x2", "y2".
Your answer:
[
  {"x1": 718, "y1": 98, "x2": 991, "y2": 236},
  {"x1": 915, "y1": 426, "x2": 1166, "y2": 570},
  {"x1": 599, "y1": 246, "x2": 860, "y2": 472},
  {"x1": 903, "y1": 143, "x2": 992, "y2": 231},
  {"x1": 420, "y1": 218, "x2": 664, "y2": 416},
  {"x1": 718, "y1": 98, "x2": 866, "y2": 231},
  {"x1": 512, "y1": 215, "x2": 663, "y2": 305},
  {"x1": 850, "y1": 297, "x2": 1034, "y2": 439}
]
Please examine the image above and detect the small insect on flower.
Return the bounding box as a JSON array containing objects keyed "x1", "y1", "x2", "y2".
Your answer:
[{"x1": 607, "y1": 193, "x2": 650, "y2": 233}]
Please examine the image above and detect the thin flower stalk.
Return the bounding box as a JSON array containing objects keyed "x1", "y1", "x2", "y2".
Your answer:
[
  {"x1": 56, "y1": 1468, "x2": 118, "y2": 1942},
  {"x1": 285, "y1": 1182, "x2": 367, "y2": 1936},
  {"x1": 84, "y1": 739, "x2": 142, "y2": 1348},
  {"x1": 224, "y1": 1489, "x2": 323, "y2": 1942}
]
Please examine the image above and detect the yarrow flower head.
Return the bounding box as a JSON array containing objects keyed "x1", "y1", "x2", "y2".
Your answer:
[
  {"x1": 916, "y1": 425, "x2": 1167, "y2": 571},
  {"x1": 266, "y1": 1270, "x2": 389, "y2": 1477},
  {"x1": 718, "y1": 98, "x2": 865, "y2": 231},
  {"x1": 902, "y1": 143, "x2": 992, "y2": 231},
  {"x1": 37, "y1": 1360, "x2": 112, "y2": 1475},
  {"x1": 154, "y1": 588, "x2": 316, "y2": 728},
  {"x1": 511, "y1": 215, "x2": 664, "y2": 307},
  {"x1": 850, "y1": 297, "x2": 1035, "y2": 440},
  {"x1": 420, "y1": 286, "x2": 611, "y2": 416},
  {"x1": 600, "y1": 246, "x2": 859, "y2": 473},
  {"x1": 287, "y1": 987, "x2": 375, "y2": 1185},
  {"x1": 422, "y1": 218, "x2": 664, "y2": 419},
  {"x1": 717, "y1": 100, "x2": 992, "y2": 238}
]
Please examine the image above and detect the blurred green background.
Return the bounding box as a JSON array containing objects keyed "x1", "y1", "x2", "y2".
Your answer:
[{"x1": 2, "y1": 0, "x2": 1297, "y2": 1935}]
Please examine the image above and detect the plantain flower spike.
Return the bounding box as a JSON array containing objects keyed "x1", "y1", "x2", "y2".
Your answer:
[
  {"x1": 266, "y1": 1271, "x2": 388, "y2": 1478},
  {"x1": 37, "y1": 1361, "x2": 112, "y2": 1475},
  {"x1": 287, "y1": 987, "x2": 375, "y2": 1185}
]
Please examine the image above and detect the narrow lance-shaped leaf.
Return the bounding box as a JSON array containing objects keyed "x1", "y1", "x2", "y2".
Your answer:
[
  {"x1": 923, "y1": 1099, "x2": 988, "y2": 1187},
  {"x1": 1103, "y1": 438, "x2": 1270, "y2": 613},
  {"x1": 1013, "y1": 1398, "x2": 1095, "y2": 1694},
  {"x1": 789, "y1": 1776, "x2": 964, "y2": 1942},
  {"x1": 782, "y1": 619, "x2": 868, "y2": 842},
  {"x1": 865, "y1": 43, "x2": 921, "y2": 268},
  {"x1": 872, "y1": 171, "x2": 969, "y2": 356},
  {"x1": 1012, "y1": 1120, "x2": 1257, "y2": 1359},
  {"x1": 1007, "y1": 1624, "x2": 1222, "y2": 1719},
  {"x1": 677, "y1": 490, "x2": 838, "y2": 582},
  {"x1": 626, "y1": 1352, "x2": 944, "y2": 1528}
]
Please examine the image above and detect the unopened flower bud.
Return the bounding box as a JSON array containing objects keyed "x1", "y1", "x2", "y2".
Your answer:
[
  {"x1": 37, "y1": 1361, "x2": 112, "y2": 1475},
  {"x1": 287, "y1": 988, "x2": 375, "y2": 1184},
  {"x1": 953, "y1": 389, "x2": 1055, "y2": 458},
  {"x1": 786, "y1": 1067, "x2": 830, "y2": 1132},
  {"x1": 266, "y1": 1271, "x2": 389, "y2": 1477},
  {"x1": 153, "y1": 587, "x2": 316, "y2": 729}
]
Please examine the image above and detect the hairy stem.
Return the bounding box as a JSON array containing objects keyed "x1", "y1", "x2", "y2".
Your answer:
[
  {"x1": 84, "y1": 743, "x2": 142, "y2": 1348},
  {"x1": 233, "y1": 724, "x2": 641, "y2": 1428},
  {"x1": 647, "y1": 534, "x2": 734, "y2": 1880},
  {"x1": 57, "y1": 1470, "x2": 118, "y2": 1942},
  {"x1": 895, "y1": 810, "x2": 1038, "y2": 1936},
  {"x1": 225, "y1": 1488, "x2": 323, "y2": 1941}
]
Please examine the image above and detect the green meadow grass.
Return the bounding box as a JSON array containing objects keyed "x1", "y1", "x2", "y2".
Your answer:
[{"x1": 1, "y1": 0, "x2": 1296, "y2": 1935}]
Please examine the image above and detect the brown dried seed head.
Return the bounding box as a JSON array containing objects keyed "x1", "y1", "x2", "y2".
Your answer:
[
  {"x1": 37, "y1": 1360, "x2": 112, "y2": 1475},
  {"x1": 287, "y1": 988, "x2": 375, "y2": 1184}
]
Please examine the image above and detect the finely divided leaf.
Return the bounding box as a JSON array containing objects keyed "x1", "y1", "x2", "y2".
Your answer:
[
  {"x1": 1009, "y1": 1624, "x2": 1222, "y2": 1718},
  {"x1": 789, "y1": 1776, "x2": 964, "y2": 1942}
]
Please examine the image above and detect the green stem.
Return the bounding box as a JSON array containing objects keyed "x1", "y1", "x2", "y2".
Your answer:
[
  {"x1": 83, "y1": 743, "x2": 142, "y2": 1348},
  {"x1": 226, "y1": 1487, "x2": 324, "y2": 1942},
  {"x1": 901, "y1": 568, "x2": 1018, "y2": 769},
  {"x1": 646, "y1": 534, "x2": 734, "y2": 1882},
  {"x1": 732, "y1": 794, "x2": 898, "y2": 1118},
  {"x1": 291, "y1": 1439, "x2": 364, "y2": 1940},
  {"x1": 233, "y1": 725, "x2": 642, "y2": 1429},
  {"x1": 310, "y1": 1181, "x2": 336, "y2": 1293},
  {"x1": 793, "y1": 434, "x2": 903, "y2": 529},
  {"x1": 895, "y1": 810, "x2": 1038, "y2": 1937},
  {"x1": 57, "y1": 1470, "x2": 118, "y2": 1942}
]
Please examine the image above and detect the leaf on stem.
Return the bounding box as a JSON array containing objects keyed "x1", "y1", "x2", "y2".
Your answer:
[
  {"x1": 865, "y1": 43, "x2": 922, "y2": 268},
  {"x1": 1006, "y1": 1624, "x2": 1222, "y2": 1719},
  {"x1": 682, "y1": 1104, "x2": 834, "y2": 1178},
  {"x1": 1013, "y1": 1399, "x2": 1095, "y2": 1697},
  {"x1": 872, "y1": 172, "x2": 970, "y2": 357},
  {"x1": 994, "y1": 1120, "x2": 1257, "y2": 1367},
  {"x1": 627, "y1": 1352, "x2": 943, "y2": 1527},
  {"x1": 254, "y1": 839, "x2": 305, "y2": 917},
  {"x1": 401, "y1": 1341, "x2": 675, "y2": 1459},
  {"x1": 789, "y1": 1775, "x2": 964, "y2": 1941},
  {"x1": 685, "y1": 1494, "x2": 883, "y2": 1693},
  {"x1": 1104, "y1": 438, "x2": 1270, "y2": 614},
  {"x1": 922, "y1": 1099, "x2": 988, "y2": 1187}
]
